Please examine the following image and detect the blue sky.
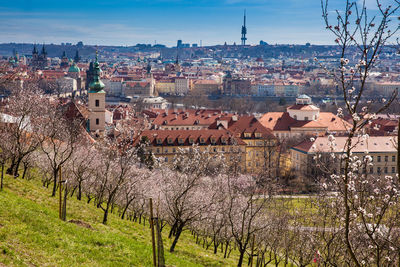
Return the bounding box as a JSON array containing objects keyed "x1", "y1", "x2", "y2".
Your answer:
[{"x1": 0, "y1": 0, "x2": 392, "y2": 46}]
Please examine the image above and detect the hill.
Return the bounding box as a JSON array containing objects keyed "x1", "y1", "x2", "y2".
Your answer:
[{"x1": 0, "y1": 174, "x2": 238, "y2": 266}]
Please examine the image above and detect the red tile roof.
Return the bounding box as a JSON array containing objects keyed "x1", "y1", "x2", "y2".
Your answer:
[
  {"x1": 259, "y1": 112, "x2": 350, "y2": 133},
  {"x1": 134, "y1": 129, "x2": 246, "y2": 146}
]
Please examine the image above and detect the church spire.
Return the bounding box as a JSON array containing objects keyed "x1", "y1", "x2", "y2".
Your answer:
[{"x1": 89, "y1": 51, "x2": 105, "y2": 92}]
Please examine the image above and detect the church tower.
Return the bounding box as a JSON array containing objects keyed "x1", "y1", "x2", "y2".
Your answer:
[{"x1": 88, "y1": 52, "x2": 106, "y2": 134}]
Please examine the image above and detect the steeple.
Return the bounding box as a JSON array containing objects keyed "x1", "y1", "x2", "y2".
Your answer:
[
  {"x1": 88, "y1": 51, "x2": 105, "y2": 92},
  {"x1": 41, "y1": 44, "x2": 47, "y2": 56},
  {"x1": 74, "y1": 50, "x2": 81, "y2": 63},
  {"x1": 241, "y1": 9, "x2": 247, "y2": 46},
  {"x1": 32, "y1": 44, "x2": 38, "y2": 55}
]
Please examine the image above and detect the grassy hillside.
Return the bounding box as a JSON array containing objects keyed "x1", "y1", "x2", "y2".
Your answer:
[{"x1": 0, "y1": 174, "x2": 239, "y2": 266}]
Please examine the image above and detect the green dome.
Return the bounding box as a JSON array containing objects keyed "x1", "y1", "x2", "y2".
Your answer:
[
  {"x1": 89, "y1": 51, "x2": 105, "y2": 93},
  {"x1": 68, "y1": 63, "x2": 80, "y2": 73},
  {"x1": 89, "y1": 79, "x2": 105, "y2": 92}
]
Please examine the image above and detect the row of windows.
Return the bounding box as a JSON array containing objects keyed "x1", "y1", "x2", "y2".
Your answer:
[
  {"x1": 372, "y1": 155, "x2": 396, "y2": 162},
  {"x1": 338, "y1": 166, "x2": 397, "y2": 174},
  {"x1": 152, "y1": 147, "x2": 243, "y2": 154}
]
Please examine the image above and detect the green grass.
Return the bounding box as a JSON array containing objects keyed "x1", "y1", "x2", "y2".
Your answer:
[{"x1": 0, "y1": 174, "x2": 239, "y2": 266}]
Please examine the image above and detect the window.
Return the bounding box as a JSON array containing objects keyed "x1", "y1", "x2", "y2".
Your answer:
[
  {"x1": 165, "y1": 148, "x2": 168, "y2": 153},
  {"x1": 384, "y1": 167, "x2": 388, "y2": 174},
  {"x1": 244, "y1": 133, "x2": 251, "y2": 138},
  {"x1": 95, "y1": 99, "x2": 100, "y2": 107},
  {"x1": 385, "y1": 156, "x2": 388, "y2": 162},
  {"x1": 392, "y1": 167, "x2": 396, "y2": 173},
  {"x1": 156, "y1": 138, "x2": 162, "y2": 144},
  {"x1": 165, "y1": 157, "x2": 168, "y2": 162},
  {"x1": 167, "y1": 138, "x2": 173, "y2": 144},
  {"x1": 173, "y1": 148, "x2": 176, "y2": 153},
  {"x1": 369, "y1": 167, "x2": 373, "y2": 174},
  {"x1": 377, "y1": 167, "x2": 381, "y2": 174},
  {"x1": 178, "y1": 138, "x2": 184, "y2": 144},
  {"x1": 156, "y1": 148, "x2": 160, "y2": 153},
  {"x1": 392, "y1": 156, "x2": 396, "y2": 162},
  {"x1": 96, "y1": 118, "x2": 99, "y2": 125},
  {"x1": 255, "y1": 133, "x2": 262, "y2": 138},
  {"x1": 377, "y1": 156, "x2": 381, "y2": 162},
  {"x1": 304, "y1": 116, "x2": 309, "y2": 120},
  {"x1": 200, "y1": 138, "x2": 205, "y2": 144}
]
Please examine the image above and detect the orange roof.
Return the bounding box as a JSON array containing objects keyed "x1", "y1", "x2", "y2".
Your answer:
[
  {"x1": 149, "y1": 109, "x2": 232, "y2": 127},
  {"x1": 134, "y1": 129, "x2": 246, "y2": 146},
  {"x1": 287, "y1": 104, "x2": 319, "y2": 111},
  {"x1": 292, "y1": 136, "x2": 397, "y2": 154},
  {"x1": 259, "y1": 112, "x2": 350, "y2": 132}
]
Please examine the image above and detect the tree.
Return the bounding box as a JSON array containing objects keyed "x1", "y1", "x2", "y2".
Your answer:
[
  {"x1": 39, "y1": 100, "x2": 82, "y2": 196},
  {"x1": 318, "y1": 0, "x2": 400, "y2": 265},
  {"x1": 0, "y1": 86, "x2": 44, "y2": 177}
]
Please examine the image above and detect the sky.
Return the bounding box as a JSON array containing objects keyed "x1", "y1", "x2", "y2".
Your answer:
[{"x1": 0, "y1": 0, "x2": 394, "y2": 46}]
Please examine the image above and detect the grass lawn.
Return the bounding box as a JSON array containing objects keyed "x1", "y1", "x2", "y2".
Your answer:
[{"x1": 0, "y1": 174, "x2": 240, "y2": 266}]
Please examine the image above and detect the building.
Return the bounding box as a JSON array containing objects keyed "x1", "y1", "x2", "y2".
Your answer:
[
  {"x1": 260, "y1": 95, "x2": 350, "y2": 139},
  {"x1": 88, "y1": 54, "x2": 106, "y2": 133},
  {"x1": 192, "y1": 79, "x2": 221, "y2": 95},
  {"x1": 31, "y1": 44, "x2": 48, "y2": 70},
  {"x1": 147, "y1": 109, "x2": 231, "y2": 130},
  {"x1": 209, "y1": 115, "x2": 278, "y2": 174},
  {"x1": 291, "y1": 136, "x2": 398, "y2": 177},
  {"x1": 174, "y1": 77, "x2": 189, "y2": 95},
  {"x1": 133, "y1": 129, "x2": 246, "y2": 171},
  {"x1": 223, "y1": 72, "x2": 251, "y2": 95},
  {"x1": 124, "y1": 79, "x2": 154, "y2": 97}
]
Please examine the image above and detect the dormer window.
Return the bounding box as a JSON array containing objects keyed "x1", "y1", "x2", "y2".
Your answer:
[
  {"x1": 189, "y1": 138, "x2": 194, "y2": 144},
  {"x1": 221, "y1": 137, "x2": 227, "y2": 144},
  {"x1": 178, "y1": 138, "x2": 184, "y2": 144},
  {"x1": 210, "y1": 137, "x2": 216, "y2": 144},
  {"x1": 156, "y1": 138, "x2": 163, "y2": 144},
  {"x1": 200, "y1": 137, "x2": 206, "y2": 144},
  {"x1": 167, "y1": 138, "x2": 173, "y2": 144},
  {"x1": 244, "y1": 132, "x2": 251, "y2": 138},
  {"x1": 255, "y1": 132, "x2": 261, "y2": 138}
]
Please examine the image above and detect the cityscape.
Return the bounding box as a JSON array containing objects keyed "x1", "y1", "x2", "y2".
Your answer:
[{"x1": 0, "y1": 0, "x2": 400, "y2": 266}]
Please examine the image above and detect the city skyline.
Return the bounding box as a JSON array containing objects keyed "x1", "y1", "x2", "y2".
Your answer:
[{"x1": 0, "y1": 0, "x2": 391, "y2": 46}]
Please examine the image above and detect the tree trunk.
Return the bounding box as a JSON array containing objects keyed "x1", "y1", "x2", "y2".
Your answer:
[
  {"x1": 169, "y1": 224, "x2": 184, "y2": 252},
  {"x1": 237, "y1": 247, "x2": 245, "y2": 267},
  {"x1": 0, "y1": 162, "x2": 4, "y2": 190},
  {"x1": 51, "y1": 168, "x2": 58, "y2": 197},
  {"x1": 77, "y1": 181, "x2": 82, "y2": 200},
  {"x1": 13, "y1": 157, "x2": 22, "y2": 177},
  {"x1": 22, "y1": 164, "x2": 28, "y2": 179},
  {"x1": 103, "y1": 206, "x2": 109, "y2": 225}
]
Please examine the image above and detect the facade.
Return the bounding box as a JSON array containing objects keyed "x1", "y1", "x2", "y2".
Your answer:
[
  {"x1": 291, "y1": 136, "x2": 398, "y2": 177},
  {"x1": 174, "y1": 77, "x2": 189, "y2": 95},
  {"x1": 124, "y1": 79, "x2": 154, "y2": 97},
  {"x1": 260, "y1": 95, "x2": 350, "y2": 139},
  {"x1": 191, "y1": 79, "x2": 221, "y2": 95},
  {"x1": 134, "y1": 129, "x2": 246, "y2": 171},
  {"x1": 209, "y1": 115, "x2": 278, "y2": 174},
  {"x1": 223, "y1": 74, "x2": 251, "y2": 95},
  {"x1": 88, "y1": 54, "x2": 106, "y2": 133}
]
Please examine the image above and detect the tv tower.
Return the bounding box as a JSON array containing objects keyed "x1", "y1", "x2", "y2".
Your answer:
[{"x1": 241, "y1": 9, "x2": 247, "y2": 46}]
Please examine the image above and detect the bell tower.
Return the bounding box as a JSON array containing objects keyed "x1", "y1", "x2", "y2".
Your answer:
[{"x1": 88, "y1": 52, "x2": 106, "y2": 134}]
